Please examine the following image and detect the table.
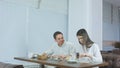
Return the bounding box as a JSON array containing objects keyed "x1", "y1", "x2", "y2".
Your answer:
[{"x1": 14, "y1": 57, "x2": 108, "y2": 68}]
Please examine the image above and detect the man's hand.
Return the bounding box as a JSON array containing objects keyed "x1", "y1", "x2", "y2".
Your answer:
[
  {"x1": 51, "y1": 55, "x2": 68, "y2": 60},
  {"x1": 59, "y1": 55, "x2": 66, "y2": 59}
]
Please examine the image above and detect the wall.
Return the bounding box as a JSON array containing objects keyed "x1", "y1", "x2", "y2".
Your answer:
[
  {"x1": 103, "y1": 1, "x2": 120, "y2": 41},
  {"x1": 68, "y1": 0, "x2": 88, "y2": 49},
  {"x1": 0, "y1": 2, "x2": 27, "y2": 62},
  {"x1": 0, "y1": 0, "x2": 68, "y2": 63},
  {"x1": 1, "y1": 0, "x2": 117, "y2": 63},
  {"x1": 102, "y1": 1, "x2": 120, "y2": 51},
  {"x1": 68, "y1": 0, "x2": 103, "y2": 49},
  {"x1": 27, "y1": 8, "x2": 68, "y2": 54},
  {"x1": 27, "y1": 0, "x2": 68, "y2": 54},
  {"x1": 89, "y1": 0, "x2": 103, "y2": 49}
]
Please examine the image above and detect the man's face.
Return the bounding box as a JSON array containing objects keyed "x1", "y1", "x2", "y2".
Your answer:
[{"x1": 55, "y1": 34, "x2": 64, "y2": 46}]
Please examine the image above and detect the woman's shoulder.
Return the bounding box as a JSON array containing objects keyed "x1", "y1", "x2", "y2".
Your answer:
[
  {"x1": 92, "y1": 43, "x2": 99, "y2": 47},
  {"x1": 93, "y1": 43, "x2": 98, "y2": 45}
]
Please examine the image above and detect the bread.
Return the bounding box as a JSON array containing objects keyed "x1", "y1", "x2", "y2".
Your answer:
[{"x1": 37, "y1": 54, "x2": 48, "y2": 60}]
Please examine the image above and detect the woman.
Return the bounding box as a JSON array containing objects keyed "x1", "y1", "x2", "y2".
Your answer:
[{"x1": 76, "y1": 29, "x2": 103, "y2": 64}]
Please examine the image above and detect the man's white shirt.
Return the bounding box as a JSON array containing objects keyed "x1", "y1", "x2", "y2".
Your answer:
[{"x1": 45, "y1": 41, "x2": 75, "y2": 56}]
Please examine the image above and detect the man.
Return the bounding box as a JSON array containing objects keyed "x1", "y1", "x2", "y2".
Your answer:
[{"x1": 43, "y1": 31, "x2": 75, "y2": 60}]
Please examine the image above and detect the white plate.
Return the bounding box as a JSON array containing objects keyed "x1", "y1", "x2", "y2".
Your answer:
[{"x1": 67, "y1": 60, "x2": 77, "y2": 63}]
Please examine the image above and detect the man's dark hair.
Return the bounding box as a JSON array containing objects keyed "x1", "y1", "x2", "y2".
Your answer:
[{"x1": 53, "y1": 31, "x2": 63, "y2": 39}]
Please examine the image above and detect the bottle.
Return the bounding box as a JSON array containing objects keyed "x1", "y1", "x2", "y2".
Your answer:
[{"x1": 76, "y1": 52, "x2": 79, "y2": 60}]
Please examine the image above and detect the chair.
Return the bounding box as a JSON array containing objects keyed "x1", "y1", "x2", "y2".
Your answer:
[{"x1": 0, "y1": 62, "x2": 24, "y2": 68}]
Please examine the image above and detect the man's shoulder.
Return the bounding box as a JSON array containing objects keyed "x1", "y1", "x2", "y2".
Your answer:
[
  {"x1": 65, "y1": 41, "x2": 73, "y2": 44},
  {"x1": 50, "y1": 42, "x2": 57, "y2": 47},
  {"x1": 65, "y1": 41, "x2": 74, "y2": 46}
]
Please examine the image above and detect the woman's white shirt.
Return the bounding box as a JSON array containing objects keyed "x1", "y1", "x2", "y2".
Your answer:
[{"x1": 76, "y1": 43, "x2": 103, "y2": 63}]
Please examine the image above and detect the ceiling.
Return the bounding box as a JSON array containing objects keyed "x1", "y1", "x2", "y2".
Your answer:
[
  {"x1": 1, "y1": 0, "x2": 120, "y2": 11},
  {"x1": 1, "y1": 0, "x2": 120, "y2": 8},
  {"x1": 104, "y1": 0, "x2": 120, "y2": 7},
  {"x1": 0, "y1": 0, "x2": 68, "y2": 14},
  {"x1": 0, "y1": 0, "x2": 67, "y2": 8}
]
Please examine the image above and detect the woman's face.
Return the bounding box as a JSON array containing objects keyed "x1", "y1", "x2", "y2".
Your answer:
[{"x1": 77, "y1": 36, "x2": 86, "y2": 45}]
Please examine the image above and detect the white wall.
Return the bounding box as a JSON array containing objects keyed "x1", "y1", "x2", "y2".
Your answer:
[
  {"x1": 68, "y1": 0, "x2": 103, "y2": 49},
  {"x1": 27, "y1": 8, "x2": 68, "y2": 54},
  {"x1": 103, "y1": 1, "x2": 120, "y2": 41},
  {"x1": 0, "y1": 0, "x2": 68, "y2": 63},
  {"x1": 68, "y1": 0, "x2": 88, "y2": 48},
  {"x1": 26, "y1": 0, "x2": 68, "y2": 54},
  {"x1": 1, "y1": 0, "x2": 115, "y2": 63},
  {"x1": 0, "y1": 2, "x2": 27, "y2": 62},
  {"x1": 88, "y1": 0, "x2": 103, "y2": 49}
]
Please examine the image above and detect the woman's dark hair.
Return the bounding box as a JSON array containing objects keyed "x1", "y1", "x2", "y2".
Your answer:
[
  {"x1": 76, "y1": 29, "x2": 94, "y2": 46},
  {"x1": 53, "y1": 31, "x2": 63, "y2": 39}
]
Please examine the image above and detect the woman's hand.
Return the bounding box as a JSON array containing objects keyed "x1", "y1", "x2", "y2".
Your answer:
[
  {"x1": 80, "y1": 53, "x2": 86, "y2": 57},
  {"x1": 80, "y1": 53, "x2": 92, "y2": 58}
]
